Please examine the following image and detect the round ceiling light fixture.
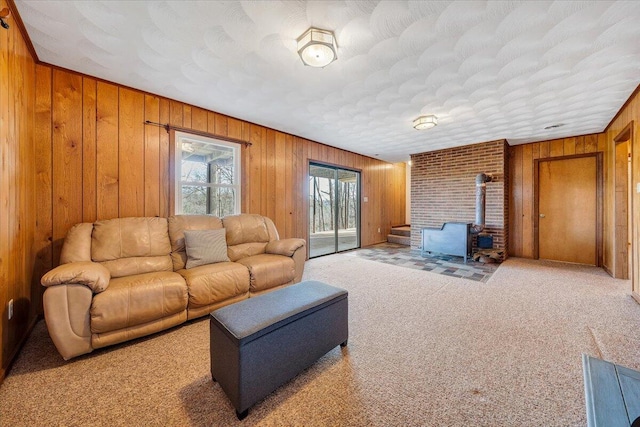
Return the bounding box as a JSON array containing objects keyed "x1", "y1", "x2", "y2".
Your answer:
[
  {"x1": 297, "y1": 27, "x2": 337, "y2": 68},
  {"x1": 413, "y1": 115, "x2": 438, "y2": 130}
]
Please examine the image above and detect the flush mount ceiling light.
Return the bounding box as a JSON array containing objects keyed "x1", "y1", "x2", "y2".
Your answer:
[
  {"x1": 297, "y1": 27, "x2": 337, "y2": 68},
  {"x1": 413, "y1": 115, "x2": 438, "y2": 130}
]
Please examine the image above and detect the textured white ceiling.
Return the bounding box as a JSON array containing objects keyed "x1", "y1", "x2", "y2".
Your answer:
[{"x1": 15, "y1": 0, "x2": 640, "y2": 162}]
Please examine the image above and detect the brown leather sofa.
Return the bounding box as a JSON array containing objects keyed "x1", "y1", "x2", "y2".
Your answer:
[{"x1": 41, "y1": 214, "x2": 306, "y2": 360}]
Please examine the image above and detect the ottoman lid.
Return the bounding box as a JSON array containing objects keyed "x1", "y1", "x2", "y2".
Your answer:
[{"x1": 210, "y1": 280, "x2": 347, "y2": 346}]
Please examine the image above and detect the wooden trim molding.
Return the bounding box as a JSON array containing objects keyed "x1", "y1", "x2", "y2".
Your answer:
[
  {"x1": 613, "y1": 121, "x2": 634, "y2": 143},
  {"x1": 6, "y1": 0, "x2": 38, "y2": 61},
  {"x1": 606, "y1": 85, "x2": 640, "y2": 132}
]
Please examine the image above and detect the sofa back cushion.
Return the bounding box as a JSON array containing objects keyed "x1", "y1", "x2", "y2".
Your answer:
[
  {"x1": 222, "y1": 214, "x2": 278, "y2": 262},
  {"x1": 168, "y1": 215, "x2": 224, "y2": 271},
  {"x1": 91, "y1": 217, "x2": 173, "y2": 277}
]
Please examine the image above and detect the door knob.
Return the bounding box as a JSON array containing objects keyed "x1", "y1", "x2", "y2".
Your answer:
[{"x1": 539, "y1": 214, "x2": 545, "y2": 218}]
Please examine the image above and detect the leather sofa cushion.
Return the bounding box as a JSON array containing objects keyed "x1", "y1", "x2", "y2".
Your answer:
[
  {"x1": 236, "y1": 254, "x2": 295, "y2": 292},
  {"x1": 92, "y1": 217, "x2": 171, "y2": 261},
  {"x1": 178, "y1": 262, "x2": 250, "y2": 308},
  {"x1": 99, "y1": 256, "x2": 173, "y2": 278},
  {"x1": 227, "y1": 242, "x2": 268, "y2": 262},
  {"x1": 90, "y1": 271, "x2": 187, "y2": 334},
  {"x1": 168, "y1": 215, "x2": 224, "y2": 271},
  {"x1": 223, "y1": 214, "x2": 270, "y2": 246}
]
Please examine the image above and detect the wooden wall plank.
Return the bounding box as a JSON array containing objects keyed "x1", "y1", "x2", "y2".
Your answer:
[
  {"x1": 191, "y1": 107, "x2": 207, "y2": 132},
  {"x1": 82, "y1": 78, "x2": 97, "y2": 222},
  {"x1": 207, "y1": 111, "x2": 216, "y2": 134},
  {"x1": 96, "y1": 82, "x2": 119, "y2": 220},
  {"x1": 540, "y1": 141, "x2": 550, "y2": 158},
  {"x1": 284, "y1": 134, "x2": 294, "y2": 238},
  {"x1": 575, "y1": 136, "x2": 585, "y2": 154},
  {"x1": 215, "y1": 114, "x2": 228, "y2": 137},
  {"x1": 260, "y1": 128, "x2": 268, "y2": 216},
  {"x1": 0, "y1": 0, "x2": 9, "y2": 375},
  {"x1": 22, "y1": 38, "x2": 37, "y2": 319},
  {"x1": 33, "y1": 65, "x2": 53, "y2": 316},
  {"x1": 585, "y1": 134, "x2": 598, "y2": 153},
  {"x1": 244, "y1": 126, "x2": 263, "y2": 213},
  {"x1": 563, "y1": 138, "x2": 576, "y2": 156},
  {"x1": 170, "y1": 101, "x2": 183, "y2": 127},
  {"x1": 118, "y1": 89, "x2": 145, "y2": 217},
  {"x1": 509, "y1": 146, "x2": 523, "y2": 256},
  {"x1": 183, "y1": 105, "x2": 192, "y2": 129},
  {"x1": 531, "y1": 142, "x2": 540, "y2": 160},
  {"x1": 521, "y1": 144, "x2": 534, "y2": 257},
  {"x1": 274, "y1": 132, "x2": 286, "y2": 232},
  {"x1": 228, "y1": 118, "x2": 242, "y2": 140},
  {"x1": 265, "y1": 129, "x2": 276, "y2": 221},
  {"x1": 159, "y1": 98, "x2": 170, "y2": 217},
  {"x1": 550, "y1": 139, "x2": 564, "y2": 157},
  {"x1": 144, "y1": 95, "x2": 160, "y2": 217},
  {"x1": 52, "y1": 70, "x2": 83, "y2": 264}
]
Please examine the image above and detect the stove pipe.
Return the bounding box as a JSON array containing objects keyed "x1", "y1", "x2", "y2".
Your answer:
[{"x1": 471, "y1": 173, "x2": 492, "y2": 234}]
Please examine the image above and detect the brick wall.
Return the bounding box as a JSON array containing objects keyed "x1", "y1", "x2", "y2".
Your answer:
[{"x1": 410, "y1": 140, "x2": 509, "y2": 254}]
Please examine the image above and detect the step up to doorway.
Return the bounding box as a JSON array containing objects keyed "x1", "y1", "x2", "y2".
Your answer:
[{"x1": 387, "y1": 225, "x2": 411, "y2": 245}]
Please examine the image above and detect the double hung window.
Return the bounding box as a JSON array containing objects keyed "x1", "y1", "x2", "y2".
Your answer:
[{"x1": 174, "y1": 131, "x2": 240, "y2": 216}]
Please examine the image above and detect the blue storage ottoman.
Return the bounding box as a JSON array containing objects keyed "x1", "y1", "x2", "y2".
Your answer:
[{"x1": 210, "y1": 280, "x2": 348, "y2": 419}]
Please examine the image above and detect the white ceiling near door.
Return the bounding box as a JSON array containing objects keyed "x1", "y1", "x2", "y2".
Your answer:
[{"x1": 15, "y1": 1, "x2": 640, "y2": 162}]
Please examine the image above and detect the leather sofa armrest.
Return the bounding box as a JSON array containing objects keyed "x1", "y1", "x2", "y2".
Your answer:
[
  {"x1": 265, "y1": 238, "x2": 306, "y2": 257},
  {"x1": 41, "y1": 261, "x2": 111, "y2": 293}
]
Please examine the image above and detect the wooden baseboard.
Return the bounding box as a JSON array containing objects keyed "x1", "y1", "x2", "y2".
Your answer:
[
  {"x1": 603, "y1": 264, "x2": 613, "y2": 277},
  {"x1": 0, "y1": 314, "x2": 40, "y2": 386},
  {"x1": 632, "y1": 292, "x2": 640, "y2": 306}
]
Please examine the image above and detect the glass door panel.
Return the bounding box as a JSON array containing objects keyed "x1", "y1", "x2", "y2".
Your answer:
[
  {"x1": 337, "y1": 169, "x2": 359, "y2": 252},
  {"x1": 309, "y1": 164, "x2": 336, "y2": 258},
  {"x1": 309, "y1": 163, "x2": 360, "y2": 258}
]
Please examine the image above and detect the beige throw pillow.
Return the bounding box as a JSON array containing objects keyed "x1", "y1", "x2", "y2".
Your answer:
[{"x1": 184, "y1": 229, "x2": 230, "y2": 269}]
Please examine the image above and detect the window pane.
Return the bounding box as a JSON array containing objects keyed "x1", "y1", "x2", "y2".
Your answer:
[
  {"x1": 181, "y1": 157, "x2": 208, "y2": 183},
  {"x1": 209, "y1": 187, "x2": 236, "y2": 217},
  {"x1": 181, "y1": 185, "x2": 208, "y2": 214},
  {"x1": 209, "y1": 158, "x2": 235, "y2": 185}
]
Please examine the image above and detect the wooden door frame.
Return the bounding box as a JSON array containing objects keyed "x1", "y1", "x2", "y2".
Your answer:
[
  {"x1": 533, "y1": 153, "x2": 603, "y2": 266},
  {"x1": 613, "y1": 121, "x2": 637, "y2": 303},
  {"x1": 613, "y1": 122, "x2": 634, "y2": 279},
  {"x1": 307, "y1": 160, "x2": 362, "y2": 259}
]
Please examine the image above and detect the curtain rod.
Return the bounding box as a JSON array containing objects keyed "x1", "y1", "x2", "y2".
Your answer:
[{"x1": 144, "y1": 120, "x2": 252, "y2": 147}]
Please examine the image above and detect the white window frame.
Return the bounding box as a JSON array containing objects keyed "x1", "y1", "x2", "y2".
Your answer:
[{"x1": 174, "y1": 131, "x2": 241, "y2": 215}]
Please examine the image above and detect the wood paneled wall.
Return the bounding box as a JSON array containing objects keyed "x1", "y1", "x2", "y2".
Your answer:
[
  {"x1": 508, "y1": 134, "x2": 607, "y2": 261},
  {"x1": 33, "y1": 66, "x2": 407, "y2": 295},
  {"x1": 0, "y1": 0, "x2": 37, "y2": 381},
  {"x1": 604, "y1": 86, "x2": 640, "y2": 297}
]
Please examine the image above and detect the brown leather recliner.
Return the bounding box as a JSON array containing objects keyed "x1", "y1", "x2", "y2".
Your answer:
[{"x1": 41, "y1": 214, "x2": 306, "y2": 360}]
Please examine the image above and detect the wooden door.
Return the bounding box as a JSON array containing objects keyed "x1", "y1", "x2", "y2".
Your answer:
[{"x1": 538, "y1": 156, "x2": 597, "y2": 265}]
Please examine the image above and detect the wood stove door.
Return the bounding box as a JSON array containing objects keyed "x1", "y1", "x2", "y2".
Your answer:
[{"x1": 538, "y1": 156, "x2": 597, "y2": 265}]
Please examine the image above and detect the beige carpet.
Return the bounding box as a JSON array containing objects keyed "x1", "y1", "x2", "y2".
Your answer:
[{"x1": 1, "y1": 256, "x2": 639, "y2": 426}]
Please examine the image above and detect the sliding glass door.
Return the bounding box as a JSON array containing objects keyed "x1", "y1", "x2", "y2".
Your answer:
[{"x1": 309, "y1": 163, "x2": 360, "y2": 258}]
